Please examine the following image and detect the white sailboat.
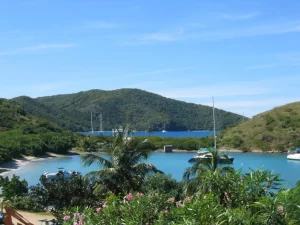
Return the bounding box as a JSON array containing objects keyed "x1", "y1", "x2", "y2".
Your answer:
[
  {"x1": 188, "y1": 97, "x2": 234, "y2": 164},
  {"x1": 162, "y1": 124, "x2": 167, "y2": 133}
]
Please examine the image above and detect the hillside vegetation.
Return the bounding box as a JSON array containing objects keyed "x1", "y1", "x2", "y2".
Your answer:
[
  {"x1": 220, "y1": 101, "x2": 300, "y2": 151},
  {"x1": 11, "y1": 89, "x2": 244, "y2": 131},
  {"x1": 0, "y1": 99, "x2": 77, "y2": 163}
]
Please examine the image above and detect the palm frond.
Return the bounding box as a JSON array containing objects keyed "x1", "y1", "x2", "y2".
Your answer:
[
  {"x1": 84, "y1": 168, "x2": 117, "y2": 183},
  {"x1": 133, "y1": 162, "x2": 163, "y2": 174},
  {"x1": 81, "y1": 153, "x2": 112, "y2": 168}
]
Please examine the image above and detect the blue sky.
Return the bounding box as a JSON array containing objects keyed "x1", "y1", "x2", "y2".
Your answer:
[{"x1": 1, "y1": 0, "x2": 300, "y2": 117}]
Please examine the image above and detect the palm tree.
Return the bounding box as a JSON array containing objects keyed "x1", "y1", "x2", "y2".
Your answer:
[
  {"x1": 81, "y1": 125, "x2": 162, "y2": 194},
  {"x1": 183, "y1": 149, "x2": 234, "y2": 196}
]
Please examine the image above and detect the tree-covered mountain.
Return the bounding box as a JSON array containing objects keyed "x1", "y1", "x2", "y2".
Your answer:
[
  {"x1": 220, "y1": 101, "x2": 300, "y2": 151},
  {"x1": 0, "y1": 99, "x2": 77, "y2": 163},
  {"x1": 10, "y1": 89, "x2": 245, "y2": 132}
]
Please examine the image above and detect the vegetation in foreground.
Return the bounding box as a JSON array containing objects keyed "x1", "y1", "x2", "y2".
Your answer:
[
  {"x1": 10, "y1": 88, "x2": 245, "y2": 131},
  {"x1": 1, "y1": 129, "x2": 300, "y2": 225},
  {"x1": 0, "y1": 99, "x2": 78, "y2": 164},
  {"x1": 220, "y1": 101, "x2": 300, "y2": 152}
]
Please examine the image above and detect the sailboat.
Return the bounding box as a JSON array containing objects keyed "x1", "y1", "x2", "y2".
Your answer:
[
  {"x1": 99, "y1": 113, "x2": 103, "y2": 132},
  {"x1": 188, "y1": 97, "x2": 234, "y2": 163},
  {"x1": 91, "y1": 112, "x2": 94, "y2": 134},
  {"x1": 162, "y1": 124, "x2": 167, "y2": 133}
]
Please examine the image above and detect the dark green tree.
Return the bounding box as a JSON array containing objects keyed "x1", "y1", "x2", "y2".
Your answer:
[{"x1": 0, "y1": 175, "x2": 28, "y2": 200}]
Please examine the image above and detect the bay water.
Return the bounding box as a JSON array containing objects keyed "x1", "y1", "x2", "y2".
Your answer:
[
  {"x1": 4, "y1": 152, "x2": 300, "y2": 188},
  {"x1": 82, "y1": 131, "x2": 216, "y2": 138}
]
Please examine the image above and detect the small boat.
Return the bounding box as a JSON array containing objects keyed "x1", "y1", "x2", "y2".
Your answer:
[
  {"x1": 112, "y1": 127, "x2": 124, "y2": 133},
  {"x1": 43, "y1": 168, "x2": 81, "y2": 180},
  {"x1": 188, "y1": 152, "x2": 234, "y2": 163},
  {"x1": 188, "y1": 98, "x2": 234, "y2": 164},
  {"x1": 162, "y1": 124, "x2": 167, "y2": 133},
  {"x1": 287, "y1": 148, "x2": 300, "y2": 160}
]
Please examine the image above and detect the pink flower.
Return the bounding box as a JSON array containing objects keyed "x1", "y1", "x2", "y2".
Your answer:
[
  {"x1": 103, "y1": 202, "x2": 108, "y2": 208},
  {"x1": 176, "y1": 200, "x2": 183, "y2": 207},
  {"x1": 79, "y1": 215, "x2": 84, "y2": 225},
  {"x1": 183, "y1": 196, "x2": 191, "y2": 204},
  {"x1": 63, "y1": 215, "x2": 70, "y2": 221},
  {"x1": 96, "y1": 207, "x2": 102, "y2": 213},
  {"x1": 127, "y1": 193, "x2": 133, "y2": 201},
  {"x1": 136, "y1": 192, "x2": 144, "y2": 197},
  {"x1": 73, "y1": 213, "x2": 79, "y2": 220},
  {"x1": 167, "y1": 197, "x2": 175, "y2": 204},
  {"x1": 278, "y1": 206, "x2": 284, "y2": 214}
]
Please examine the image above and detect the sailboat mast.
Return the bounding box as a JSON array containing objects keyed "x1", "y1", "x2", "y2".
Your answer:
[
  {"x1": 91, "y1": 112, "x2": 94, "y2": 134},
  {"x1": 212, "y1": 97, "x2": 216, "y2": 149},
  {"x1": 99, "y1": 113, "x2": 103, "y2": 132}
]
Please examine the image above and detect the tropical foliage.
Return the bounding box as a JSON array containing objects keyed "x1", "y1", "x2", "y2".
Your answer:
[
  {"x1": 60, "y1": 174, "x2": 300, "y2": 225},
  {"x1": 220, "y1": 101, "x2": 300, "y2": 151},
  {"x1": 10, "y1": 88, "x2": 245, "y2": 131},
  {"x1": 0, "y1": 99, "x2": 78, "y2": 163},
  {"x1": 81, "y1": 127, "x2": 162, "y2": 194}
]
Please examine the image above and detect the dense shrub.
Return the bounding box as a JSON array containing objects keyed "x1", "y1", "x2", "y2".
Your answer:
[
  {"x1": 141, "y1": 173, "x2": 183, "y2": 198},
  {"x1": 0, "y1": 175, "x2": 28, "y2": 200}
]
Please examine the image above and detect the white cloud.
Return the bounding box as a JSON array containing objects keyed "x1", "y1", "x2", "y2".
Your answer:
[
  {"x1": 195, "y1": 21, "x2": 300, "y2": 40},
  {"x1": 125, "y1": 21, "x2": 300, "y2": 45},
  {"x1": 123, "y1": 28, "x2": 184, "y2": 45},
  {"x1": 221, "y1": 12, "x2": 260, "y2": 21},
  {"x1": 0, "y1": 44, "x2": 76, "y2": 56}
]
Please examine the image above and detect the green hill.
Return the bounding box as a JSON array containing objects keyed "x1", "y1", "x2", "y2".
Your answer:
[
  {"x1": 10, "y1": 89, "x2": 244, "y2": 132},
  {"x1": 220, "y1": 102, "x2": 300, "y2": 152},
  {"x1": 0, "y1": 99, "x2": 76, "y2": 163}
]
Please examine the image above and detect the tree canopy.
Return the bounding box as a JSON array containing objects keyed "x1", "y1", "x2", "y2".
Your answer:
[{"x1": 10, "y1": 89, "x2": 245, "y2": 131}]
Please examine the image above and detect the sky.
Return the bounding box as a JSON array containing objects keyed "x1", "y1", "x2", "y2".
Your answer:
[{"x1": 1, "y1": 0, "x2": 300, "y2": 117}]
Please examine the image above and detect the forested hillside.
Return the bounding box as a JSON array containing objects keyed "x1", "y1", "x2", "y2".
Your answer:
[
  {"x1": 0, "y1": 99, "x2": 77, "y2": 163},
  {"x1": 11, "y1": 89, "x2": 245, "y2": 131},
  {"x1": 220, "y1": 101, "x2": 300, "y2": 151}
]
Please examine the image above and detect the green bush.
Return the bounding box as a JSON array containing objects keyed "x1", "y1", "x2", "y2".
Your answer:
[
  {"x1": 141, "y1": 173, "x2": 183, "y2": 198},
  {"x1": 0, "y1": 175, "x2": 28, "y2": 200}
]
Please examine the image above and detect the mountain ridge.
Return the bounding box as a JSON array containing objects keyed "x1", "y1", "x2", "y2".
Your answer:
[
  {"x1": 10, "y1": 88, "x2": 245, "y2": 132},
  {"x1": 220, "y1": 101, "x2": 300, "y2": 151}
]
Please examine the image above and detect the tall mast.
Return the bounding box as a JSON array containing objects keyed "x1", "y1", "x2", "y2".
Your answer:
[
  {"x1": 212, "y1": 97, "x2": 216, "y2": 149},
  {"x1": 91, "y1": 112, "x2": 94, "y2": 134},
  {"x1": 99, "y1": 113, "x2": 103, "y2": 132}
]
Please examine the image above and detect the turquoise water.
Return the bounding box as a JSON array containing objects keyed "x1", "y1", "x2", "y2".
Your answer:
[
  {"x1": 82, "y1": 131, "x2": 217, "y2": 138},
  {"x1": 4, "y1": 152, "x2": 300, "y2": 187}
]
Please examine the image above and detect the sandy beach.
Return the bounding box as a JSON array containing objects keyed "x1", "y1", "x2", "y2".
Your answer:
[{"x1": 0, "y1": 152, "x2": 80, "y2": 175}]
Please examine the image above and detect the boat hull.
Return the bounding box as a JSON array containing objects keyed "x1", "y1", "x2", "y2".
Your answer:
[
  {"x1": 287, "y1": 154, "x2": 300, "y2": 160},
  {"x1": 188, "y1": 157, "x2": 234, "y2": 164}
]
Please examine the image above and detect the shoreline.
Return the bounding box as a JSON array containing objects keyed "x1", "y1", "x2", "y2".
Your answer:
[
  {"x1": 155, "y1": 148, "x2": 285, "y2": 154},
  {"x1": 0, "y1": 151, "x2": 80, "y2": 175},
  {"x1": 0, "y1": 148, "x2": 286, "y2": 175}
]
